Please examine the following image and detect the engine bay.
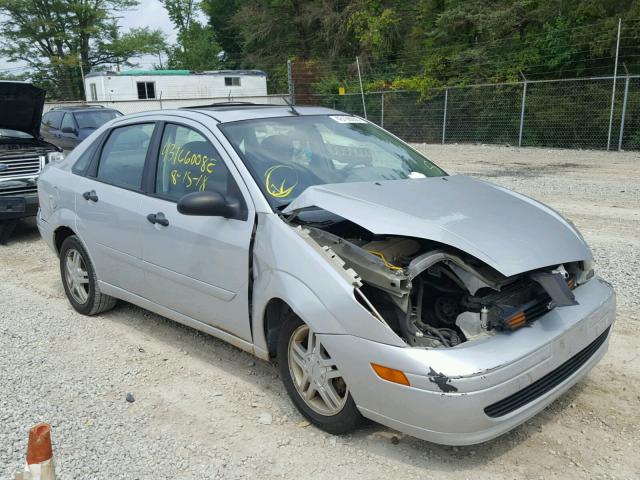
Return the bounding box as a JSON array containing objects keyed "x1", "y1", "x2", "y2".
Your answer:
[{"x1": 293, "y1": 216, "x2": 593, "y2": 349}]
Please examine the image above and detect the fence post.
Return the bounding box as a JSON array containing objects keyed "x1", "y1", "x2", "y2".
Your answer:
[
  {"x1": 381, "y1": 92, "x2": 385, "y2": 128},
  {"x1": 356, "y1": 56, "x2": 367, "y2": 119},
  {"x1": 518, "y1": 81, "x2": 527, "y2": 147},
  {"x1": 618, "y1": 75, "x2": 630, "y2": 151},
  {"x1": 287, "y1": 59, "x2": 295, "y2": 105},
  {"x1": 607, "y1": 18, "x2": 622, "y2": 151},
  {"x1": 442, "y1": 88, "x2": 448, "y2": 144}
]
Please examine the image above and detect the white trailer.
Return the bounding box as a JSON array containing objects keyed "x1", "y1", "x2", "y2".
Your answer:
[{"x1": 84, "y1": 69, "x2": 268, "y2": 102}]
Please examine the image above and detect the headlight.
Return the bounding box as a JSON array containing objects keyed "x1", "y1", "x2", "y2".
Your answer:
[
  {"x1": 46, "y1": 151, "x2": 65, "y2": 164},
  {"x1": 578, "y1": 259, "x2": 595, "y2": 284}
]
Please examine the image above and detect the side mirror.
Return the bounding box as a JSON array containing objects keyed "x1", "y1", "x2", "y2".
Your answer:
[
  {"x1": 177, "y1": 191, "x2": 242, "y2": 219},
  {"x1": 61, "y1": 127, "x2": 76, "y2": 134}
]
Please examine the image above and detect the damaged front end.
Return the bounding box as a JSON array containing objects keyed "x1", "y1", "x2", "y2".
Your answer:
[{"x1": 296, "y1": 223, "x2": 594, "y2": 349}]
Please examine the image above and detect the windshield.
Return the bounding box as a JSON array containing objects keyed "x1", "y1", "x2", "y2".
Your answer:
[
  {"x1": 220, "y1": 115, "x2": 446, "y2": 208},
  {"x1": 0, "y1": 129, "x2": 34, "y2": 139},
  {"x1": 75, "y1": 110, "x2": 121, "y2": 129}
]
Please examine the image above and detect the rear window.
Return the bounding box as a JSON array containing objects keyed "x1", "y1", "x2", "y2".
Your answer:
[{"x1": 75, "y1": 110, "x2": 121, "y2": 129}]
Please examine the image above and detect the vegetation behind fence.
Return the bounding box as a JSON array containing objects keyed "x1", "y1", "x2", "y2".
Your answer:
[{"x1": 305, "y1": 76, "x2": 640, "y2": 151}]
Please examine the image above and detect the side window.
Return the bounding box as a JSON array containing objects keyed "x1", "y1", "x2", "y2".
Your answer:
[
  {"x1": 61, "y1": 114, "x2": 76, "y2": 132},
  {"x1": 72, "y1": 135, "x2": 102, "y2": 175},
  {"x1": 47, "y1": 111, "x2": 64, "y2": 129},
  {"x1": 42, "y1": 112, "x2": 52, "y2": 127},
  {"x1": 155, "y1": 124, "x2": 230, "y2": 201},
  {"x1": 96, "y1": 123, "x2": 155, "y2": 189}
]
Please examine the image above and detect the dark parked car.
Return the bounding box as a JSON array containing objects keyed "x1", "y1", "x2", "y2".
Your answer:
[
  {"x1": 0, "y1": 81, "x2": 63, "y2": 243},
  {"x1": 41, "y1": 106, "x2": 122, "y2": 151}
]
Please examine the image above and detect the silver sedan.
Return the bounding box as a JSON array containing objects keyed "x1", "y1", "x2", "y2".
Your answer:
[{"x1": 36, "y1": 105, "x2": 615, "y2": 445}]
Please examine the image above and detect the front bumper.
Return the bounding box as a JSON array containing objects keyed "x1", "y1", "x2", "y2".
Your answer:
[
  {"x1": 321, "y1": 276, "x2": 615, "y2": 445},
  {"x1": 0, "y1": 192, "x2": 39, "y2": 221}
]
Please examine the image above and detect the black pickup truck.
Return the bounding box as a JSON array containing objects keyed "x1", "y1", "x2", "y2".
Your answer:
[{"x1": 0, "y1": 81, "x2": 63, "y2": 244}]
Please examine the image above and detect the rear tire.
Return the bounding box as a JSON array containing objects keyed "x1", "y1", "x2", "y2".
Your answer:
[
  {"x1": 59, "y1": 235, "x2": 117, "y2": 315},
  {"x1": 277, "y1": 310, "x2": 363, "y2": 434}
]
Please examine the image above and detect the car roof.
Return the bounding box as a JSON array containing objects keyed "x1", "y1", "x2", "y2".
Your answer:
[
  {"x1": 48, "y1": 105, "x2": 119, "y2": 112},
  {"x1": 122, "y1": 104, "x2": 346, "y2": 124}
]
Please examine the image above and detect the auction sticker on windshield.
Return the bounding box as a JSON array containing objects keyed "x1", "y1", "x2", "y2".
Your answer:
[{"x1": 329, "y1": 115, "x2": 368, "y2": 124}]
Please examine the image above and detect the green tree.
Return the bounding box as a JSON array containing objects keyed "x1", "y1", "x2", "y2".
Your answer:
[
  {"x1": 161, "y1": 0, "x2": 222, "y2": 70},
  {"x1": 0, "y1": 0, "x2": 166, "y2": 99},
  {"x1": 200, "y1": 0, "x2": 242, "y2": 65}
]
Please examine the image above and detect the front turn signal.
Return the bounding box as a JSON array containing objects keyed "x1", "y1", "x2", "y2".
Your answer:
[
  {"x1": 371, "y1": 363, "x2": 410, "y2": 386},
  {"x1": 503, "y1": 311, "x2": 527, "y2": 330}
]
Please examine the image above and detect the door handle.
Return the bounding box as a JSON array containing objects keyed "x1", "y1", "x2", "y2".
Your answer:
[
  {"x1": 82, "y1": 190, "x2": 98, "y2": 202},
  {"x1": 147, "y1": 212, "x2": 169, "y2": 227}
]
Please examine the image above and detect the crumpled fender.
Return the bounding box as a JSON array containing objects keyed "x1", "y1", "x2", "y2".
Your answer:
[
  {"x1": 251, "y1": 213, "x2": 405, "y2": 354},
  {"x1": 252, "y1": 269, "x2": 347, "y2": 354}
]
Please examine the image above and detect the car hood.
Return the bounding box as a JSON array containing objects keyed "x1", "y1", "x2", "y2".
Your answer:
[
  {"x1": 0, "y1": 81, "x2": 46, "y2": 137},
  {"x1": 283, "y1": 175, "x2": 592, "y2": 277}
]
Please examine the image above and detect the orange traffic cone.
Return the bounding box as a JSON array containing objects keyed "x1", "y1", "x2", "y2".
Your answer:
[{"x1": 15, "y1": 423, "x2": 56, "y2": 480}]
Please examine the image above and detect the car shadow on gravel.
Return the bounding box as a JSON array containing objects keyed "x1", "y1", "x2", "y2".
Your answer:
[
  {"x1": 97, "y1": 298, "x2": 589, "y2": 474},
  {"x1": 0, "y1": 217, "x2": 40, "y2": 245},
  {"x1": 346, "y1": 382, "x2": 589, "y2": 473}
]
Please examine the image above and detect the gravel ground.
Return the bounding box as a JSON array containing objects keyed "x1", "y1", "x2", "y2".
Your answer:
[{"x1": 1, "y1": 145, "x2": 639, "y2": 479}]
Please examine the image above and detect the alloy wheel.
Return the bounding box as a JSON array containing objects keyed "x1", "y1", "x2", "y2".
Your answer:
[
  {"x1": 287, "y1": 324, "x2": 348, "y2": 416},
  {"x1": 64, "y1": 248, "x2": 89, "y2": 304}
]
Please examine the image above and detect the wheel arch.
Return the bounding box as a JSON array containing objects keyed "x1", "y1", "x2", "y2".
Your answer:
[
  {"x1": 54, "y1": 225, "x2": 76, "y2": 254},
  {"x1": 263, "y1": 297, "x2": 290, "y2": 358}
]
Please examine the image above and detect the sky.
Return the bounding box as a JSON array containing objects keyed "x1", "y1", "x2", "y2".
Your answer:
[{"x1": 0, "y1": 0, "x2": 190, "y2": 72}]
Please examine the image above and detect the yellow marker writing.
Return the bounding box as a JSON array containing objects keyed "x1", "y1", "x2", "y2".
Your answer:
[{"x1": 265, "y1": 165, "x2": 297, "y2": 198}]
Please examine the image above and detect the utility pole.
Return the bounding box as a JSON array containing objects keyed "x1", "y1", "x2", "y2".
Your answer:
[
  {"x1": 606, "y1": 18, "x2": 622, "y2": 151},
  {"x1": 78, "y1": 53, "x2": 86, "y2": 101}
]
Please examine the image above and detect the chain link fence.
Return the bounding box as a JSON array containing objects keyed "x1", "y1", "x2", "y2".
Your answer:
[{"x1": 306, "y1": 75, "x2": 640, "y2": 151}]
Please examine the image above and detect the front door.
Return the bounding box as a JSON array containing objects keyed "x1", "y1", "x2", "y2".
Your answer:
[
  {"x1": 138, "y1": 121, "x2": 255, "y2": 341},
  {"x1": 75, "y1": 122, "x2": 157, "y2": 296}
]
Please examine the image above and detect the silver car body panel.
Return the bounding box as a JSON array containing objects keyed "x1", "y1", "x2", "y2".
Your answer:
[
  {"x1": 36, "y1": 107, "x2": 615, "y2": 445},
  {"x1": 284, "y1": 175, "x2": 592, "y2": 277}
]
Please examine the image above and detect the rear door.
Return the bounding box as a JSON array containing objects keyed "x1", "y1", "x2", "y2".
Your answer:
[
  {"x1": 75, "y1": 122, "x2": 157, "y2": 296},
  {"x1": 137, "y1": 120, "x2": 255, "y2": 341},
  {"x1": 59, "y1": 113, "x2": 79, "y2": 151}
]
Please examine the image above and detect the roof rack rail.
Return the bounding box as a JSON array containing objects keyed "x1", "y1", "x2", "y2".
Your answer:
[
  {"x1": 181, "y1": 101, "x2": 258, "y2": 109},
  {"x1": 181, "y1": 101, "x2": 303, "y2": 111},
  {"x1": 49, "y1": 104, "x2": 106, "y2": 110}
]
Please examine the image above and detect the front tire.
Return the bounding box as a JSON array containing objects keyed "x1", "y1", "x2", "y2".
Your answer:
[
  {"x1": 59, "y1": 235, "x2": 116, "y2": 315},
  {"x1": 277, "y1": 310, "x2": 363, "y2": 434}
]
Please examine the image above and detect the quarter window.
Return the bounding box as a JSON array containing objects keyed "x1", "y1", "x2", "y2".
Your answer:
[
  {"x1": 96, "y1": 123, "x2": 155, "y2": 189},
  {"x1": 137, "y1": 82, "x2": 156, "y2": 99},
  {"x1": 155, "y1": 124, "x2": 230, "y2": 201},
  {"x1": 224, "y1": 77, "x2": 240, "y2": 87}
]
